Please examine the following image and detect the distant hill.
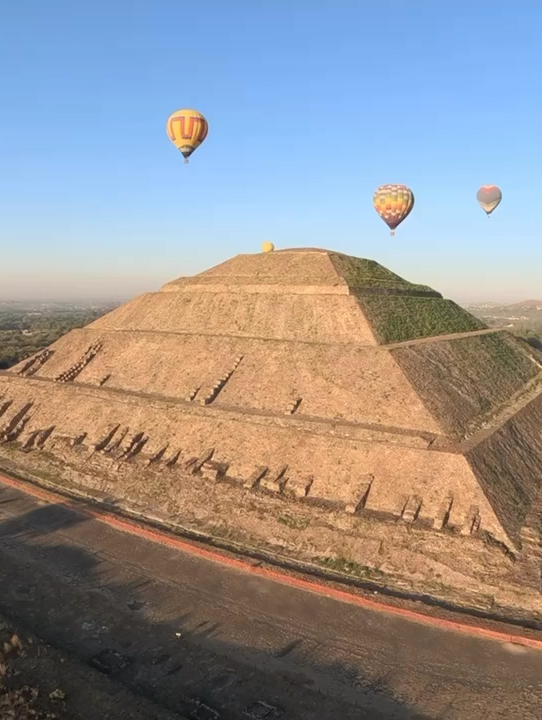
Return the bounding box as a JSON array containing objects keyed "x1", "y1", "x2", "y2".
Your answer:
[
  {"x1": 509, "y1": 300, "x2": 542, "y2": 311},
  {"x1": 464, "y1": 300, "x2": 542, "y2": 337}
]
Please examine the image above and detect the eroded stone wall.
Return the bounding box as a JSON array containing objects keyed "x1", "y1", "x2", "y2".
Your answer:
[{"x1": 0, "y1": 375, "x2": 511, "y2": 548}]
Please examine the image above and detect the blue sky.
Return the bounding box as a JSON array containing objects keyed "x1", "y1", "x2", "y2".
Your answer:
[{"x1": 0, "y1": 0, "x2": 541, "y2": 301}]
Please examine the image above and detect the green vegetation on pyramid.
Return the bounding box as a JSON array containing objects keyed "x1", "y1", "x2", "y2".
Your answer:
[
  {"x1": 392, "y1": 331, "x2": 540, "y2": 437},
  {"x1": 328, "y1": 253, "x2": 437, "y2": 294},
  {"x1": 356, "y1": 295, "x2": 487, "y2": 344},
  {"x1": 2, "y1": 247, "x2": 542, "y2": 567}
]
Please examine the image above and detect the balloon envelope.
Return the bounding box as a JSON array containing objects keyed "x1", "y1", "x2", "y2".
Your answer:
[
  {"x1": 166, "y1": 109, "x2": 208, "y2": 162},
  {"x1": 373, "y1": 184, "x2": 415, "y2": 234},
  {"x1": 261, "y1": 242, "x2": 275, "y2": 253},
  {"x1": 477, "y1": 185, "x2": 502, "y2": 216}
]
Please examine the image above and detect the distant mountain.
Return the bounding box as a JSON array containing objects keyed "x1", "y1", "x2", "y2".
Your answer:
[
  {"x1": 464, "y1": 300, "x2": 542, "y2": 312},
  {"x1": 463, "y1": 299, "x2": 542, "y2": 337}
]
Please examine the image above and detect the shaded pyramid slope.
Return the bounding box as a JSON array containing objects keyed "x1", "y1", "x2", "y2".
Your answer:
[{"x1": 1, "y1": 248, "x2": 541, "y2": 554}]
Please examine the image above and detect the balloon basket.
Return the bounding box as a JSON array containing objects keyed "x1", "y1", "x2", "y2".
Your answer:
[
  {"x1": 390, "y1": 230, "x2": 396, "y2": 236},
  {"x1": 184, "y1": 158, "x2": 189, "y2": 164}
]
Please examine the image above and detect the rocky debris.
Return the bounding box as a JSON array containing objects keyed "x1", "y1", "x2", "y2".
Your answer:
[
  {"x1": 0, "y1": 611, "x2": 184, "y2": 720},
  {"x1": 0, "y1": 624, "x2": 67, "y2": 719}
]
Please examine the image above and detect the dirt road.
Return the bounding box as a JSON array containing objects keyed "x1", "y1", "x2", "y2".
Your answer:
[{"x1": 0, "y1": 479, "x2": 541, "y2": 719}]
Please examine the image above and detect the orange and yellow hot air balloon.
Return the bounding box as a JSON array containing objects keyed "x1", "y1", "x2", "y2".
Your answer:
[
  {"x1": 373, "y1": 184, "x2": 415, "y2": 235},
  {"x1": 166, "y1": 109, "x2": 208, "y2": 163}
]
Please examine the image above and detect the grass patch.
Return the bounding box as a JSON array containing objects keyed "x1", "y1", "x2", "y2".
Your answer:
[
  {"x1": 329, "y1": 254, "x2": 435, "y2": 294},
  {"x1": 277, "y1": 513, "x2": 310, "y2": 531},
  {"x1": 315, "y1": 555, "x2": 384, "y2": 581},
  {"x1": 357, "y1": 295, "x2": 486, "y2": 344}
]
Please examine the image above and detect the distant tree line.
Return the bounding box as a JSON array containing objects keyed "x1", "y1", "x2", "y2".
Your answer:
[
  {"x1": 0, "y1": 308, "x2": 114, "y2": 369},
  {"x1": 512, "y1": 321, "x2": 542, "y2": 351}
]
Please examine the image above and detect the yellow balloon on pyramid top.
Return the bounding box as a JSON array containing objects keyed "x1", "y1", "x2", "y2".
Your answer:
[{"x1": 261, "y1": 242, "x2": 274, "y2": 253}]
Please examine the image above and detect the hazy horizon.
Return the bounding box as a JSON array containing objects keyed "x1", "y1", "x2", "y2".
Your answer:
[{"x1": 0, "y1": 252, "x2": 538, "y2": 306}]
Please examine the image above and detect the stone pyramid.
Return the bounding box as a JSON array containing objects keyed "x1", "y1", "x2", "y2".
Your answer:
[{"x1": 1, "y1": 248, "x2": 542, "y2": 554}]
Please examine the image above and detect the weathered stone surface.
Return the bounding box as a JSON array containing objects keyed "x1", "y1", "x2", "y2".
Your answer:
[{"x1": 0, "y1": 247, "x2": 541, "y2": 573}]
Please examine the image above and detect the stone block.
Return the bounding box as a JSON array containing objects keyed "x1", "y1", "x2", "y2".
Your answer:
[
  {"x1": 283, "y1": 473, "x2": 313, "y2": 499},
  {"x1": 344, "y1": 477, "x2": 373, "y2": 515},
  {"x1": 200, "y1": 460, "x2": 229, "y2": 481},
  {"x1": 433, "y1": 496, "x2": 453, "y2": 531},
  {"x1": 461, "y1": 505, "x2": 481, "y2": 536},
  {"x1": 183, "y1": 456, "x2": 198, "y2": 471},
  {"x1": 284, "y1": 397, "x2": 302, "y2": 415},
  {"x1": 243, "y1": 466, "x2": 268, "y2": 489},
  {"x1": 147, "y1": 446, "x2": 168, "y2": 465},
  {"x1": 191, "y1": 447, "x2": 215, "y2": 473},
  {"x1": 72, "y1": 433, "x2": 87, "y2": 447},
  {"x1": 22, "y1": 431, "x2": 40, "y2": 450},
  {"x1": 37, "y1": 426, "x2": 55, "y2": 448},
  {"x1": 124, "y1": 435, "x2": 148, "y2": 460},
  {"x1": 401, "y1": 494, "x2": 423, "y2": 523},
  {"x1": 0, "y1": 401, "x2": 13, "y2": 419},
  {"x1": 260, "y1": 464, "x2": 288, "y2": 494},
  {"x1": 98, "y1": 428, "x2": 115, "y2": 451},
  {"x1": 165, "y1": 449, "x2": 181, "y2": 467},
  {"x1": 105, "y1": 426, "x2": 130, "y2": 453}
]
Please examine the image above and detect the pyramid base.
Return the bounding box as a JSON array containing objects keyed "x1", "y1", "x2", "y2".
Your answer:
[{"x1": 1, "y1": 431, "x2": 541, "y2": 622}]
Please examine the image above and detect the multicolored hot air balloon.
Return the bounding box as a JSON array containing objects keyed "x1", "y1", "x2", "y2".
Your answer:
[
  {"x1": 166, "y1": 109, "x2": 208, "y2": 163},
  {"x1": 476, "y1": 185, "x2": 502, "y2": 217},
  {"x1": 373, "y1": 184, "x2": 415, "y2": 235}
]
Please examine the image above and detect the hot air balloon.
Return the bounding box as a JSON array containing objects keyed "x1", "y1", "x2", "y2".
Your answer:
[
  {"x1": 166, "y1": 109, "x2": 208, "y2": 163},
  {"x1": 261, "y1": 242, "x2": 275, "y2": 253},
  {"x1": 373, "y1": 184, "x2": 415, "y2": 235},
  {"x1": 477, "y1": 185, "x2": 502, "y2": 217}
]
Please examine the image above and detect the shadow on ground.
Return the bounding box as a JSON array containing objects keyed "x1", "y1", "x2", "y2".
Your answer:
[{"x1": 0, "y1": 500, "x2": 481, "y2": 719}]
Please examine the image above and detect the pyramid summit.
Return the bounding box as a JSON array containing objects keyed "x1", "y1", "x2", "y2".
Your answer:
[{"x1": 1, "y1": 248, "x2": 542, "y2": 605}]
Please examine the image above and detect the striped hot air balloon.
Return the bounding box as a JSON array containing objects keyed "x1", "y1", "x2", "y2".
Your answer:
[
  {"x1": 476, "y1": 185, "x2": 502, "y2": 217},
  {"x1": 373, "y1": 184, "x2": 415, "y2": 235},
  {"x1": 166, "y1": 109, "x2": 208, "y2": 163}
]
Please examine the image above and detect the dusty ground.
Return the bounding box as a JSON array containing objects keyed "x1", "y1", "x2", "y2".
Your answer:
[
  {"x1": 3, "y1": 448, "x2": 540, "y2": 624},
  {"x1": 0, "y1": 613, "x2": 183, "y2": 720},
  {"x1": 1, "y1": 478, "x2": 542, "y2": 720},
  {"x1": 0, "y1": 621, "x2": 68, "y2": 720}
]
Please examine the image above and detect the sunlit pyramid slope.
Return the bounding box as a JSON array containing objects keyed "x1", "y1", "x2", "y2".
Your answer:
[{"x1": 1, "y1": 248, "x2": 542, "y2": 553}]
